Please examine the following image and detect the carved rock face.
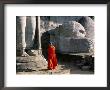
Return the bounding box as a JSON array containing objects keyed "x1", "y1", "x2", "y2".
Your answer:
[
  {"x1": 79, "y1": 16, "x2": 94, "y2": 40},
  {"x1": 56, "y1": 21, "x2": 94, "y2": 53},
  {"x1": 79, "y1": 16, "x2": 94, "y2": 53},
  {"x1": 59, "y1": 21, "x2": 86, "y2": 38}
]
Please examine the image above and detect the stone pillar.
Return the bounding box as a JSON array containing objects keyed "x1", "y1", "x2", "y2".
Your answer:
[
  {"x1": 16, "y1": 16, "x2": 26, "y2": 50},
  {"x1": 25, "y1": 16, "x2": 36, "y2": 49},
  {"x1": 37, "y1": 16, "x2": 42, "y2": 54}
]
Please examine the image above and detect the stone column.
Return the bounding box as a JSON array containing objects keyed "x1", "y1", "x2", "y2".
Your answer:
[
  {"x1": 16, "y1": 16, "x2": 26, "y2": 50},
  {"x1": 25, "y1": 16, "x2": 36, "y2": 49},
  {"x1": 37, "y1": 16, "x2": 42, "y2": 54}
]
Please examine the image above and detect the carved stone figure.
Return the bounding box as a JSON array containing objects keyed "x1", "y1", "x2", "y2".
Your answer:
[
  {"x1": 79, "y1": 16, "x2": 94, "y2": 53},
  {"x1": 79, "y1": 16, "x2": 94, "y2": 40},
  {"x1": 16, "y1": 16, "x2": 36, "y2": 56},
  {"x1": 60, "y1": 21, "x2": 86, "y2": 38},
  {"x1": 55, "y1": 21, "x2": 93, "y2": 53}
]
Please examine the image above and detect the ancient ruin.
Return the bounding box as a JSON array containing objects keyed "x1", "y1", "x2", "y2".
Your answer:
[{"x1": 16, "y1": 16, "x2": 94, "y2": 74}]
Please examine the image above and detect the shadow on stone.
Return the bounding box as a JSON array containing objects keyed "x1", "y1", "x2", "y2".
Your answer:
[
  {"x1": 16, "y1": 68, "x2": 36, "y2": 72},
  {"x1": 39, "y1": 69, "x2": 49, "y2": 71},
  {"x1": 41, "y1": 29, "x2": 57, "y2": 60},
  {"x1": 41, "y1": 31, "x2": 49, "y2": 59}
]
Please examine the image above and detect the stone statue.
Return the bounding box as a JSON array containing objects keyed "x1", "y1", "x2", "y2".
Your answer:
[
  {"x1": 79, "y1": 16, "x2": 94, "y2": 40},
  {"x1": 61, "y1": 21, "x2": 86, "y2": 38},
  {"x1": 79, "y1": 16, "x2": 94, "y2": 53},
  {"x1": 16, "y1": 16, "x2": 36, "y2": 56},
  {"x1": 55, "y1": 21, "x2": 93, "y2": 53}
]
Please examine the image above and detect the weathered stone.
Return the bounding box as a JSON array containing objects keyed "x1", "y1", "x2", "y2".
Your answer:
[
  {"x1": 16, "y1": 16, "x2": 36, "y2": 50},
  {"x1": 81, "y1": 66, "x2": 91, "y2": 71},
  {"x1": 16, "y1": 16, "x2": 94, "y2": 57},
  {"x1": 40, "y1": 16, "x2": 83, "y2": 33},
  {"x1": 59, "y1": 21, "x2": 86, "y2": 38},
  {"x1": 79, "y1": 16, "x2": 94, "y2": 40},
  {"x1": 16, "y1": 16, "x2": 26, "y2": 50},
  {"x1": 79, "y1": 16, "x2": 94, "y2": 53},
  {"x1": 58, "y1": 37, "x2": 92, "y2": 53},
  {"x1": 49, "y1": 16, "x2": 82, "y2": 24},
  {"x1": 54, "y1": 21, "x2": 93, "y2": 53}
]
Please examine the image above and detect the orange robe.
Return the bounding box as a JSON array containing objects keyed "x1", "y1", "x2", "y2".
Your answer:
[{"x1": 48, "y1": 45, "x2": 58, "y2": 70}]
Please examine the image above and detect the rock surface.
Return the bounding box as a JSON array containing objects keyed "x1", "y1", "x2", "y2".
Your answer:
[
  {"x1": 79, "y1": 16, "x2": 94, "y2": 40},
  {"x1": 54, "y1": 21, "x2": 94, "y2": 53},
  {"x1": 58, "y1": 38, "x2": 92, "y2": 53},
  {"x1": 59, "y1": 21, "x2": 86, "y2": 38},
  {"x1": 40, "y1": 16, "x2": 83, "y2": 33},
  {"x1": 16, "y1": 53, "x2": 94, "y2": 74},
  {"x1": 79, "y1": 16, "x2": 94, "y2": 53}
]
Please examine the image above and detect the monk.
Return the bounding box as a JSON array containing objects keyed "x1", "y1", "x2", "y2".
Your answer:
[{"x1": 48, "y1": 42, "x2": 58, "y2": 70}]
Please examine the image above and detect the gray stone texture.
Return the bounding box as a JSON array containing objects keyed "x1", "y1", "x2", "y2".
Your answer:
[
  {"x1": 58, "y1": 37, "x2": 92, "y2": 53},
  {"x1": 60, "y1": 21, "x2": 86, "y2": 38},
  {"x1": 54, "y1": 21, "x2": 93, "y2": 53},
  {"x1": 16, "y1": 16, "x2": 94, "y2": 54},
  {"x1": 40, "y1": 17, "x2": 94, "y2": 54},
  {"x1": 79, "y1": 16, "x2": 94, "y2": 40},
  {"x1": 40, "y1": 16, "x2": 83, "y2": 33},
  {"x1": 79, "y1": 16, "x2": 94, "y2": 53},
  {"x1": 16, "y1": 16, "x2": 36, "y2": 50}
]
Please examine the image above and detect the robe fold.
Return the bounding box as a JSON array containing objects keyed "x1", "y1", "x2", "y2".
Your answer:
[{"x1": 48, "y1": 44, "x2": 58, "y2": 70}]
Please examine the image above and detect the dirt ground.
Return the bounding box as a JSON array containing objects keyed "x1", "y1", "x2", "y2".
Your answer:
[{"x1": 16, "y1": 53, "x2": 94, "y2": 75}]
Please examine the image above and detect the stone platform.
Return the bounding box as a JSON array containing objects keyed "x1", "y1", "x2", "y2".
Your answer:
[
  {"x1": 16, "y1": 55, "x2": 70, "y2": 75},
  {"x1": 16, "y1": 54, "x2": 94, "y2": 75}
]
